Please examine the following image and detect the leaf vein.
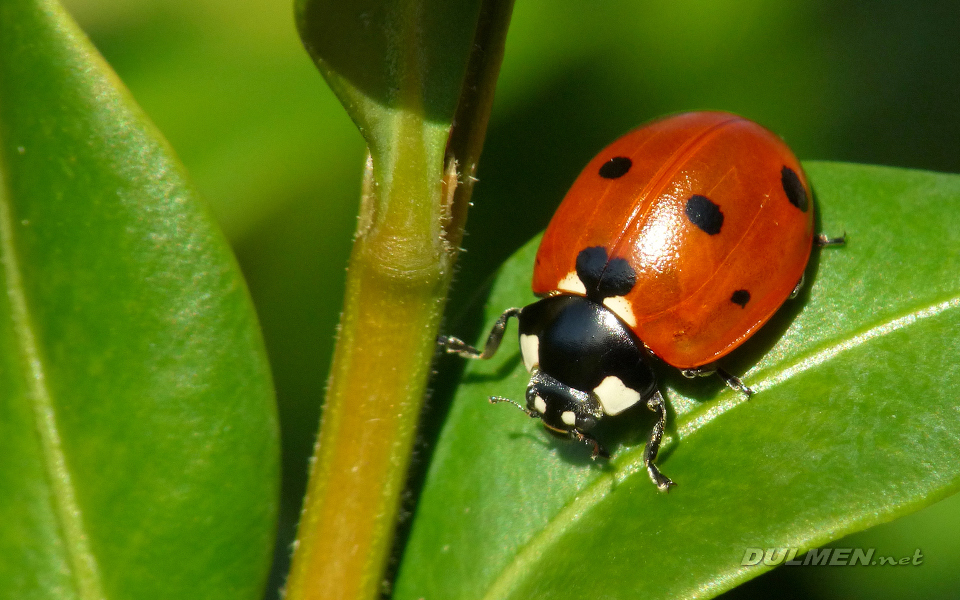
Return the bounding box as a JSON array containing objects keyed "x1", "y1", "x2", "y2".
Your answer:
[{"x1": 0, "y1": 176, "x2": 106, "y2": 600}]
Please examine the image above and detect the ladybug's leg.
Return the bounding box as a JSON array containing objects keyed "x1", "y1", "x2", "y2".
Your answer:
[
  {"x1": 681, "y1": 366, "x2": 754, "y2": 397},
  {"x1": 643, "y1": 389, "x2": 675, "y2": 491},
  {"x1": 816, "y1": 233, "x2": 846, "y2": 247},
  {"x1": 715, "y1": 367, "x2": 754, "y2": 397},
  {"x1": 791, "y1": 234, "x2": 845, "y2": 298},
  {"x1": 569, "y1": 429, "x2": 609, "y2": 460},
  {"x1": 438, "y1": 307, "x2": 522, "y2": 359},
  {"x1": 789, "y1": 274, "x2": 806, "y2": 299}
]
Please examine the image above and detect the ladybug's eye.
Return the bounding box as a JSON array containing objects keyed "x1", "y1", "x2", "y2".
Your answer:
[{"x1": 599, "y1": 156, "x2": 632, "y2": 179}]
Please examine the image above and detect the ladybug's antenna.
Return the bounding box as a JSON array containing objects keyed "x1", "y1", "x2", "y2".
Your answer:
[{"x1": 489, "y1": 396, "x2": 540, "y2": 420}]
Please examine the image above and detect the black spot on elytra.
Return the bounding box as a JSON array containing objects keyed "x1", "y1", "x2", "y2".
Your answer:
[
  {"x1": 730, "y1": 289, "x2": 751, "y2": 308},
  {"x1": 599, "y1": 156, "x2": 632, "y2": 179},
  {"x1": 576, "y1": 247, "x2": 636, "y2": 300},
  {"x1": 685, "y1": 195, "x2": 724, "y2": 235},
  {"x1": 781, "y1": 166, "x2": 809, "y2": 212}
]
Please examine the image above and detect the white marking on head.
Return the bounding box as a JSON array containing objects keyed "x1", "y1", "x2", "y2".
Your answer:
[
  {"x1": 534, "y1": 395, "x2": 547, "y2": 414},
  {"x1": 519, "y1": 333, "x2": 539, "y2": 373},
  {"x1": 561, "y1": 411, "x2": 577, "y2": 426},
  {"x1": 594, "y1": 375, "x2": 642, "y2": 415},
  {"x1": 558, "y1": 271, "x2": 587, "y2": 295},
  {"x1": 602, "y1": 296, "x2": 637, "y2": 328}
]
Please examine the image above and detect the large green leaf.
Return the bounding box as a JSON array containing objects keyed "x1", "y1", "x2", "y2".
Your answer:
[
  {"x1": 0, "y1": 1, "x2": 278, "y2": 599},
  {"x1": 395, "y1": 162, "x2": 960, "y2": 599}
]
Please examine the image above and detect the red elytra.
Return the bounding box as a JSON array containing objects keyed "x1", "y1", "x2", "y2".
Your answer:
[{"x1": 532, "y1": 111, "x2": 814, "y2": 369}]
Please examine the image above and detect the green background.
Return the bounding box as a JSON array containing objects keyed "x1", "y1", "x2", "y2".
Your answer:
[{"x1": 58, "y1": 0, "x2": 960, "y2": 597}]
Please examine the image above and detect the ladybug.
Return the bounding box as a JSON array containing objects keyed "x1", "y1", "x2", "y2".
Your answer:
[{"x1": 440, "y1": 111, "x2": 842, "y2": 491}]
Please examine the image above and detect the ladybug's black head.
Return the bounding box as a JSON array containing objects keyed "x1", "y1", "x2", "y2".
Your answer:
[{"x1": 525, "y1": 369, "x2": 602, "y2": 433}]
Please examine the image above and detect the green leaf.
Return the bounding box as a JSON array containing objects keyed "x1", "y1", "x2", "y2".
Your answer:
[
  {"x1": 394, "y1": 162, "x2": 960, "y2": 599},
  {"x1": 295, "y1": 0, "x2": 483, "y2": 134},
  {"x1": 0, "y1": 1, "x2": 279, "y2": 599}
]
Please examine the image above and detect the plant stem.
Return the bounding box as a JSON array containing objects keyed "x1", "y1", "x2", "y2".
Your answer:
[{"x1": 285, "y1": 1, "x2": 515, "y2": 598}]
